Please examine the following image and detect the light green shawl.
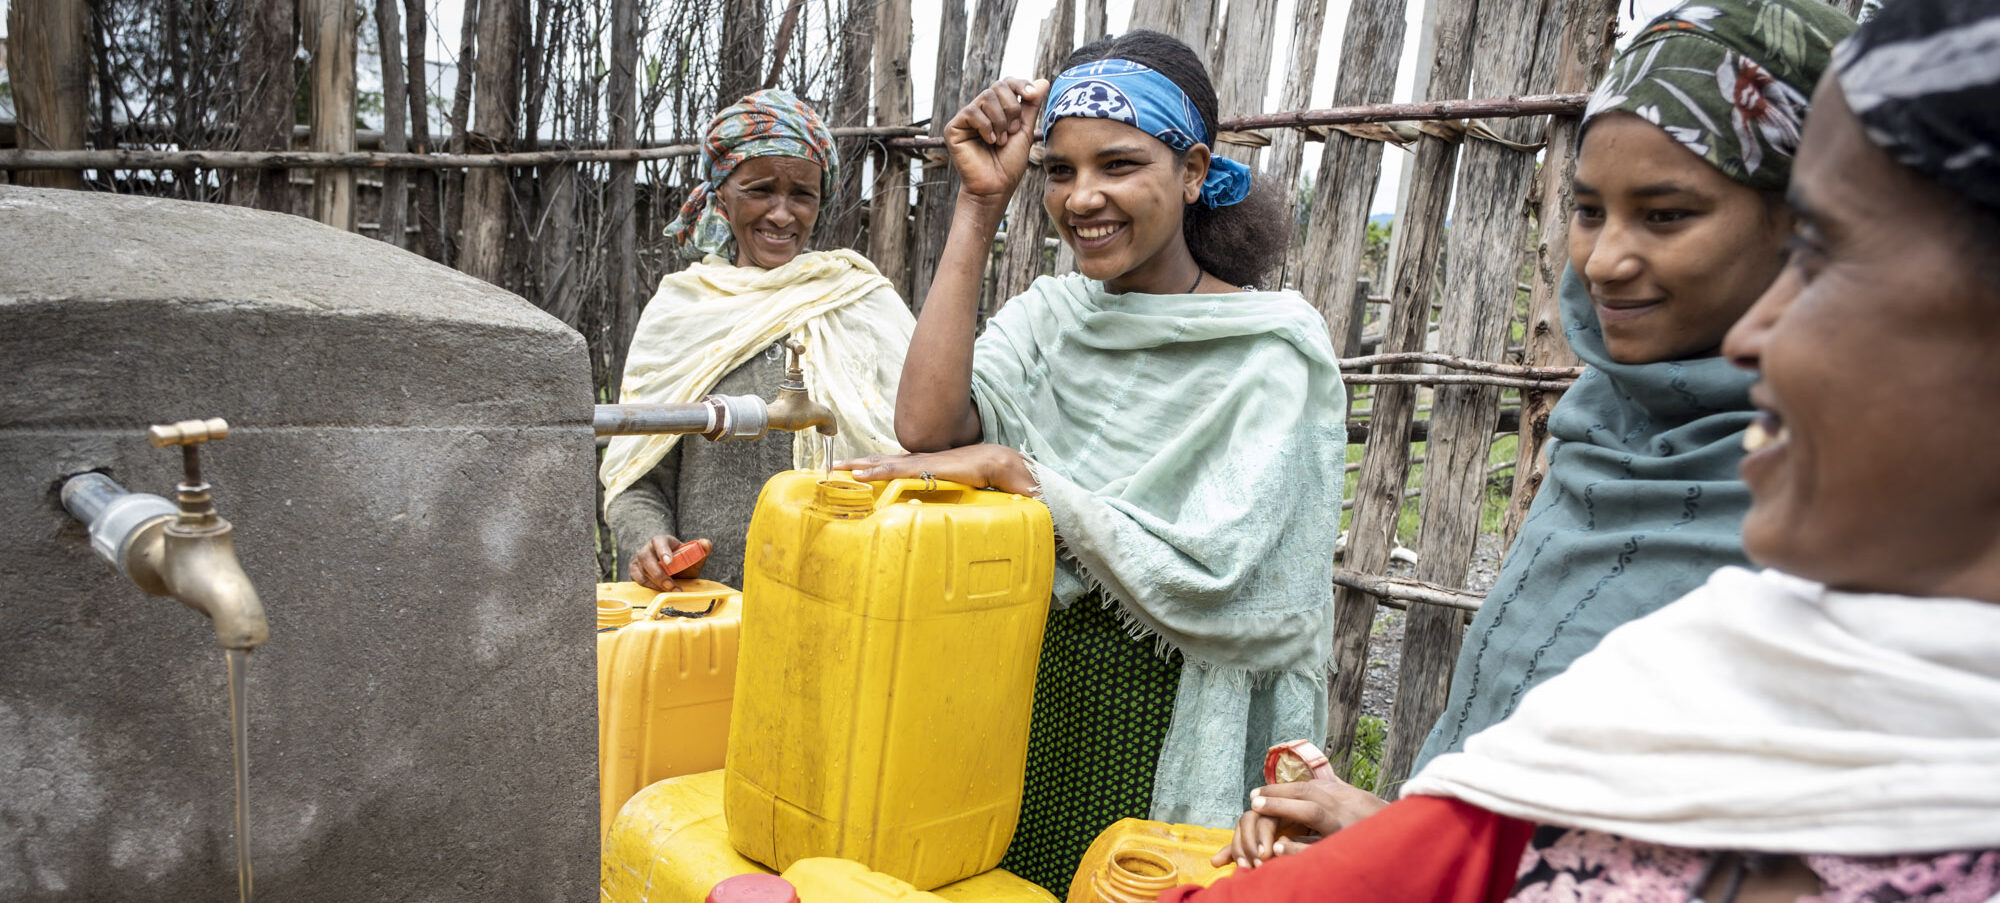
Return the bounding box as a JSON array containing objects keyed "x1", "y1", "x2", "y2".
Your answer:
[{"x1": 970, "y1": 274, "x2": 1347, "y2": 826}]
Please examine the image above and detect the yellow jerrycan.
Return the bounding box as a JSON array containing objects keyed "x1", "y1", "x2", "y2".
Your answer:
[
  {"x1": 601, "y1": 771, "x2": 1057, "y2": 903},
  {"x1": 725, "y1": 472, "x2": 1055, "y2": 890},
  {"x1": 598, "y1": 579, "x2": 743, "y2": 838},
  {"x1": 1065, "y1": 819, "x2": 1239, "y2": 903}
]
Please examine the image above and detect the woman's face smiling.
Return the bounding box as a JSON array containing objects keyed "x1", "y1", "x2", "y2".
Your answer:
[
  {"x1": 1042, "y1": 116, "x2": 1207, "y2": 294},
  {"x1": 1570, "y1": 114, "x2": 1791, "y2": 364},
  {"x1": 716, "y1": 155, "x2": 823, "y2": 269},
  {"x1": 1723, "y1": 76, "x2": 2000, "y2": 601}
]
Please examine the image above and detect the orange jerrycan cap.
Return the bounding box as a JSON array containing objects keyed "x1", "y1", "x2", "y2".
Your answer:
[
  {"x1": 707, "y1": 874, "x2": 799, "y2": 903},
  {"x1": 666, "y1": 539, "x2": 711, "y2": 576},
  {"x1": 1264, "y1": 739, "x2": 1335, "y2": 785}
]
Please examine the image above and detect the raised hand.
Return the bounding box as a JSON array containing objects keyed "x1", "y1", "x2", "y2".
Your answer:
[{"x1": 944, "y1": 77, "x2": 1050, "y2": 206}]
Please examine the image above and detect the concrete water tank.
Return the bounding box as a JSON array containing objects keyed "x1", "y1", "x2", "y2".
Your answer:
[{"x1": 0, "y1": 186, "x2": 596, "y2": 900}]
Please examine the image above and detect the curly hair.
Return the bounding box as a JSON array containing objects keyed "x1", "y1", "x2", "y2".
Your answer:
[{"x1": 1059, "y1": 30, "x2": 1292, "y2": 288}]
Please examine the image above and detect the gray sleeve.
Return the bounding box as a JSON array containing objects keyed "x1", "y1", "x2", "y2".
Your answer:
[{"x1": 607, "y1": 441, "x2": 682, "y2": 579}]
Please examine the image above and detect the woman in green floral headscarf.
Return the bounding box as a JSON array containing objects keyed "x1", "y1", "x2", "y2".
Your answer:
[{"x1": 1214, "y1": 0, "x2": 1854, "y2": 870}]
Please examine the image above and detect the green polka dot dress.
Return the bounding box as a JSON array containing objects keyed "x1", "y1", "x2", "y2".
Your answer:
[{"x1": 998, "y1": 592, "x2": 1182, "y2": 894}]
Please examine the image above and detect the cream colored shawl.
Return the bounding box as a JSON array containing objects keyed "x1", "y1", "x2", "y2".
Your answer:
[
  {"x1": 600, "y1": 249, "x2": 912, "y2": 506},
  {"x1": 1404, "y1": 566, "x2": 2000, "y2": 855}
]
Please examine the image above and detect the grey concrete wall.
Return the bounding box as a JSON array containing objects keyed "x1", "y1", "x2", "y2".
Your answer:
[{"x1": 0, "y1": 187, "x2": 597, "y2": 901}]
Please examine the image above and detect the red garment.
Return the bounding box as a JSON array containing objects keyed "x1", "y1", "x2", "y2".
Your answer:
[{"x1": 1157, "y1": 796, "x2": 1534, "y2": 903}]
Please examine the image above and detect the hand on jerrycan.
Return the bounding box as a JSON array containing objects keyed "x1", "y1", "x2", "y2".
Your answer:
[{"x1": 630, "y1": 535, "x2": 713, "y2": 592}]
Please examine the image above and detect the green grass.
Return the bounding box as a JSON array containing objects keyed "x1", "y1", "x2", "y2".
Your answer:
[
  {"x1": 1337, "y1": 715, "x2": 1388, "y2": 792},
  {"x1": 1339, "y1": 426, "x2": 1518, "y2": 548}
]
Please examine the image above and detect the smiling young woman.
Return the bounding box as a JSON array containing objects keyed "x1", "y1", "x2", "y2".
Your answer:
[{"x1": 836, "y1": 30, "x2": 1347, "y2": 894}]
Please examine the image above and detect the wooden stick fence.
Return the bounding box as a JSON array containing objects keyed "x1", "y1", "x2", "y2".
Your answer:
[{"x1": 0, "y1": 94, "x2": 1587, "y2": 171}]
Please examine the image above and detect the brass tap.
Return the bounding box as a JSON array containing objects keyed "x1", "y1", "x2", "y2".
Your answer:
[
  {"x1": 143, "y1": 418, "x2": 269, "y2": 651},
  {"x1": 764, "y1": 338, "x2": 838, "y2": 437}
]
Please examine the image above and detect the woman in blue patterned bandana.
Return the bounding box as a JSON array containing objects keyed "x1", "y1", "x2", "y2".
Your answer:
[{"x1": 839, "y1": 31, "x2": 1348, "y2": 891}]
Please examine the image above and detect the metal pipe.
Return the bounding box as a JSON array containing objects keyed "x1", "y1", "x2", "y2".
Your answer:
[{"x1": 593, "y1": 402, "x2": 714, "y2": 436}]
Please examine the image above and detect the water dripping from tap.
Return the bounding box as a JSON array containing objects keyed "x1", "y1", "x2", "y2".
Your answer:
[
  {"x1": 225, "y1": 648, "x2": 254, "y2": 903},
  {"x1": 822, "y1": 434, "x2": 834, "y2": 483}
]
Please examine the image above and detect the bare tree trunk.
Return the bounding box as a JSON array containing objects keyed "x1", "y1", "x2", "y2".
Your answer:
[
  {"x1": 375, "y1": 0, "x2": 410, "y2": 247},
  {"x1": 1380, "y1": 0, "x2": 1570, "y2": 791},
  {"x1": 718, "y1": 0, "x2": 768, "y2": 107},
  {"x1": 996, "y1": 0, "x2": 1074, "y2": 303},
  {"x1": 825, "y1": 0, "x2": 878, "y2": 250},
  {"x1": 764, "y1": 0, "x2": 810, "y2": 90},
  {"x1": 229, "y1": 0, "x2": 296, "y2": 210},
  {"x1": 459, "y1": 0, "x2": 525, "y2": 284},
  {"x1": 1505, "y1": 0, "x2": 1616, "y2": 542},
  {"x1": 910, "y1": 0, "x2": 970, "y2": 310},
  {"x1": 1269, "y1": 0, "x2": 1331, "y2": 264},
  {"x1": 869, "y1": 0, "x2": 915, "y2": 299},
  {"x1": 605, "y1": 0, "x2": 642, "y2": 393},
  {"x1": 7, "y1": 0, "x2": 91, "y2": 190},
  {"x1": 443, "y1": 0, "x2": 481, "y2": 266},
  {"x1": 304, "y1": 0, "x2": 358, "y2": 229},
  {"x1": 406, "y1": 0, "x2": 443, "y2": 258},
  {"x1": 1209, "y1": 0, "x2": 1281, "y2": 166}
]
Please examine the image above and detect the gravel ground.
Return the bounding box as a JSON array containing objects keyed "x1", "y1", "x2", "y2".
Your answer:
[{"x1": 1357, "y1": 531, "x2": 1507, "y2": 722}]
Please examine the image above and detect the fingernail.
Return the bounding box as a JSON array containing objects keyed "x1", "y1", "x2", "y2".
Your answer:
[
  {"x1": 1236, "y1": 857, "x2": 1248, "y2": 869},
  {"x1": 1252, "y1": 798, "x2": 1266, "y2": 810}
]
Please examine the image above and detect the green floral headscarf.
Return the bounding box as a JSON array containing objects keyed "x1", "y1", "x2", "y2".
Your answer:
[{"x1": 1584, "y1": 0, "x2": 1856, "y2": 190}]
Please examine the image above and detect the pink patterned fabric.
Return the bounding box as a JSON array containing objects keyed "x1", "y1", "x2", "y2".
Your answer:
[{"x1": 1509, "y1": 828, "x2": 2000, "y2": 903}]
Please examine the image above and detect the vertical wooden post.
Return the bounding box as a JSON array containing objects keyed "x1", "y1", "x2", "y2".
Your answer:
[
  {"x1": 375, "y1": 0, "x2": 410, "y2": 247},
  {"x1": 459, "y1": 0, "x2": 524, "y2": 284},
  {"x1": 1128, "y1": 0, "x2": 1215, "y2": 53},
  {"x1": 1505, "y1": 0, "x2": 1616, "y2": 543},
  {"x1": 1294, "y1": 0, "x2": 1405, "y2": 338},
  {"x1": 6, "y1": 0, "x2": 91, "y2": 190},
  {"x1": 1379, "y1": 0, "x2": 1574, "y2": 791},
  {"x1": 1080, "y1": 0, "x2": 1109, "y2": 44},
  {"x1": 405, "y1": 0, "x2": 443, "y2": 258},
  {"x1": 604, "y1": 0, "x2": 642, "y2": 390},
  {"x1": 1322, "y1": 0, "x2": 1460, "y2": 781},
  {"x1": 442, "y1": 0, "x2": 480, "y2": 266},
  {"x1": 996, "y1": 0, "x2": 1076, "y2": 304},
  {"x1": 1209, "y1": 0, "x2": 1281, "y2": 167},
  {"x1": 826, "y1": 0, "x2": 878, "y2": 251},
  {"x1": 869, "y1": 0, "x2": 915, "y2": 300},
  {"x1": 910, "y1": 0, "x2": 970, "y2": 310},
  {"x1": 304, "y1": 0, "x2": 358, "y2": 229},
  {"x1": 229, "y1": 0, "x2": 297, "y2": 210},
  {"x1": 1267, "y1": 0, "x2": 1331, "y2": 212}
]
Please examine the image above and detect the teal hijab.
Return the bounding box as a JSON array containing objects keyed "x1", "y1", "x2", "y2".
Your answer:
[{"x1": 1412, "y1": 270, "x2": 1757, "y2": 774}]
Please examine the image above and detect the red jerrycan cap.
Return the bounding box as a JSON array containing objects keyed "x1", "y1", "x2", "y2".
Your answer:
[
  {"x1": 1264, "y1": 739, "x2": 1336, "y2": 785},
  {"x1": 707, "y1": 874, "x2": 799, "y2": 903},
  {"x1": 666, "y1": 539, "x2": 710, "y2": 576}
]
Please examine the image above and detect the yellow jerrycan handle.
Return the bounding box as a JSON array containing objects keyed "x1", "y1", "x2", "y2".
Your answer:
[
  {"x1": 640, "y1": 579, "x2": 738, "y2": 620},
  {"x1": 871, "y1": 477, "x2": 974, "y2": 508}
]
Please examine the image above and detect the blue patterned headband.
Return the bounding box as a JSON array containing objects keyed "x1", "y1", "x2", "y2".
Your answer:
[{"x1": 1040, "y1": 59, "x2": 1253, "y2": 208}]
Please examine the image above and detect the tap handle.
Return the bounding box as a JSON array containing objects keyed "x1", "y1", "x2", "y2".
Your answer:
[
  {"x1": 780, "y1": 338, "x2": 807, "y2": 383},
  {"x1": 149, "y1": 418, "x2": 230, "y2": 448},
  {"x1": 148, "y1": 418, "x2": 229, "y2": 489}
]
